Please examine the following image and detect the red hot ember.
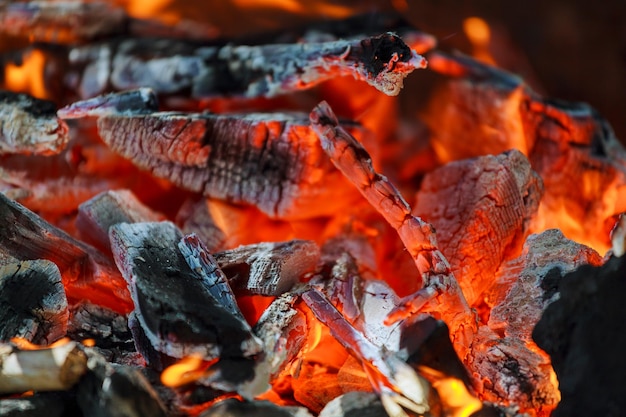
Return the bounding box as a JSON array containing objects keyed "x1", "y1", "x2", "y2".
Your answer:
[{"x1": 0, "y1": 3, "x2": 625, "y2": 417}]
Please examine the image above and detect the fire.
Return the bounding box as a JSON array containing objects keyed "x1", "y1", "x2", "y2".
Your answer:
[
  {"x1": 10, "y1": 337, "x2": 71, "y2": 350},
  {"x1": 420, "y1": 367, "x2": 483, "y2": 417},
  {"x1": 125, "y1": 0, "x2": 180, "y2": 24},
  {"x1": 230, "y1": 0, "x2": 354, "y2": 19},
  {"x1": 161, "y1": 355, "x2": 215, "y2": 388},
  {"x1": 4, "y1": 49, "x2": 48, "y2": 99},
  {"x1": 463, "y1": 17, "x2": 496, "y2": 65}
]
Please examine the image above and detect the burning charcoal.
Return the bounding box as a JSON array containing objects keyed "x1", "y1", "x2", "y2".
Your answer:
[
  {"x1": 533, "y1": 255, "x2": 626, "y2": 417},
  {"x1": 44, "y1": 33, "x2": 424, "y2": 100},
  {"x1": 176, "y1": 198, "x2": 227, "y2": 252},
  {"x1": 67, "y1": 302, "x2": 135, "y2": 363},
  {"x1": 0, "y1": 260, "x2": 68, "y2": 344},
  {"x1": 487, "y1": 229, "x2": 601, "y2": 342},
  {"x1": 319, "y1": 251, "x2": 364, "y2": 321},
  {"x1": 467, "y1": 327, "x2": 559, "y2": 413},
  {"x1": 309, "y1": 101, "x2": 472, "y2": 340},
  {"x1": 75, "y1": 105, "x2": 366, "y2": 219},
  {"x1": 57, "y1": 88, "x2": 158, "y2": 119},
  {"x1": 302, "y1": 288, "x2": 431, "y2": 417},
  {"x1": 76, "y1": 189, "x2": 165, "y2": 251},
  {"x1": 0, "y1": 193, "x2": 132, "y2": 313},
  {"x1": 413, "y1": 150, "x2": 543, "y2": 306},
  {"x1": 77, "y1": 348, "x2": 167, "y2": 417},
  {"x1": 109, "y1": 222, "x2": 263, "y2": 373},
  {"x1": 0, "y1": 340, "x2": 87, "y2": 394},
  {"x1": 199, "y1": 398, "x2": 313, "y2": 417},
  {"x1": 0, "y1": 392, "x2": 73, "y2": 417},
  {"x1": 425, "y1": 51, "x2": 626, "y2": 254},
  {"x1": 215, "y1": 240, "x2": 320, "y2": 296},
  {"x1": 249, "y1": 293, "x2": 307, "y2": 394},
  {"x1": 0, "y1": 91, "x2": 68, "y2": 155},
  {"x1": 318, "y1": 391, "x2": 387, "y2": 417}
]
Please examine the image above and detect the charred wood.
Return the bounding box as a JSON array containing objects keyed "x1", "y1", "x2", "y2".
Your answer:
[
  {"x1": 0, "y1": 91, "x2": 68, "y2": 155},
  {"x1": 487, "y1": 229, "x2": 601, "y2": 342},
  {"x1": 77, "y1": 105, "x2": 365, "y2": 219},
  {"x1": 533, "y1": 255, "x2": 626, "y2": 417},
  {"x1": 0, "y1": 259, "x2": 67, "y2": 344},
  {"x1": 413, "y1": 150, "x2": 543, "y2": 306},
  {"x1": 31, "y1": 33, "x2": 424, "y2": 100},
  {"x1": 0, "y1": 392, "x2": 74, "y2": 417},
  {"x1": 215, "y1": 240, "x2": 320, "y2": 296},
  {"x1": 0, "y1": 193, "x2": 132, "y2": 313},
  {"x1": 58, "y1": 88, "x2": 158, "y2": 119},
  {"x1": 176, "y1": 198, "x2": 227, "y2": 252},
  {"x1": 309, "y1": 101, "x2": 472, "y2": 340},
  {"x1": 77, "y1": 348, "x2": 167, "y2": 417},
  {"x1": 109, "y1": 221, "x2": 262, "y2": 375},
  {"x1": 76, "y1": 189, "x2": 165, "y2": 252},
  {"x1": 0, "y1": 340, "x2": 87, "y2": 394},
  {"x1": 318, "y1": 391, "x2": 387, "y2": 417}
]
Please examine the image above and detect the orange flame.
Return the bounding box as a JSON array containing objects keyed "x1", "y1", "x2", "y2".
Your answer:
[
  {"x1": 4, "y1": 50, "x2": 48, "y2": 99},
  {"x1": 420, "y1": 367, "x2": 482, "y2": 417},
  {"x1": 11, "y1": 337, "x2": 71, "y2": 350},
  {"x1": 463, "y1": 17, "x2": 496, "y2": 66},
  {"x1": 161, "y1": 355, "x2": 216, "y2": 388}
]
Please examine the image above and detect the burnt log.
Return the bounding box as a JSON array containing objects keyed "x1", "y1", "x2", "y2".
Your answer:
[
  {"x1": 0, "y1": 193, "x2": 132, "y2": 313},
  {"x1": 413, "y1": 150, "x2": 543, "y2": 306},
  {"x1": 0, "y1": 91, "x2": 68, "y2": 155},
  {"x1": 0, "y1": 340, "x2": 87, "y2": 394},
  {"x1": 86, "y1": 108, "x2": 365, "y2": 219},
  {"x1": 0, "y1": 259, "x2": 68, "y2": 344},
  {"x1": 109, "y1": 221, "x2": 262, "y2": 375},
  {"x1": 40, "y1": 33, "x2": 424, "y2": 100},
  {"x1": 533, "y1": 255, "x2": 626, "y2": 417},
  {"x1": 215, "y1": 240, "x2": 320, "y2": 296},
  {"x1": 176, "y1": 198, "x2": 227, "y2": 252}
]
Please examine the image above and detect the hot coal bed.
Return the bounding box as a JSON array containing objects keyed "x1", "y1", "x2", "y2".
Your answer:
[{"x1": 0, "y1": 2, "x2": 625, "y2": 417}]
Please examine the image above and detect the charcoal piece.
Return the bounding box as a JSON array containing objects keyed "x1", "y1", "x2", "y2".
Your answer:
[
  {"x1": 58, "y1": 88, "x2": 158, "y2": 119},
  {"x1": 77, "y1": 349, "x2": 167, "y2": 417},
  {"x1": 413, "y1": 150, "x2": 543, "y2": 306},
  {"x1": 0, "y1": 260, "x2": 68, "y2": 344},
  {"x1": 109, "y1": 221, "x2": 262, "y2": 370},
  {"x1": 533, "y1": 255, "x2": 626, "y2": 417},
  {"x1": 215, "y1": 240, "x2": 320, "y2": 296},
  {"x1": 318, "y1": 391, "x2": 387, "y2": 417},
  {"x1": 176, "y1": 198, "x2": 226, "y2": 252},
  {"x1": 0, "y1": 91, "x2": 68, "y2": 155},
  {"x1": 199, "y1": 398, "x2": 313, "y2": 417},
  {"x1": 0, "y1": 193, "x2": 132, "y2": 313},
  {"x1": 50, "y1": 33, "x2": 423, "y2": 100},
  {"x1": 0, "y1": 391, "x2": 73, "y2": 417},
  {"x1": 67, "y1": 302, "x2": 135, "y2": 359},
  {"x1": 92, "y1": 110, "x2": 364, "y2": 219},
  {"x1": 425, "y1": 51, "x2": 626, "y2": 254},
  {"x1": 0, "y1": 341, "x2": 87, "y2": 394},
  {"x1": 487, "y1": 229, "x2": 601, "y2": 342},
  {"x1": 467, "y1": 327, "x2": 559, "y2": 412},
  {"x1": 76, "y1": 189, "x2": 164, "y2": 251}
]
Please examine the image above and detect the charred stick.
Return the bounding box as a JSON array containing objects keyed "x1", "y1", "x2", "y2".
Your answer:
[
  {"x1": 0, "y1": 260, "x2": 68, "y2": 344},
  {"x1": 215, "y1": 240, "x2": 321, "y2": 296},
  {"x1": 57, "y1": 88, "x2": 158, "y2": 119},
  {"x1": 32, "y1": 33, "x2": 424, "y2": 100},
  {"x1": 309, "y1": 101, "x2": 471, "y2": 330},
  {"x1": 0, "y1": 193, "x2": 132, "y2": 313},
  {"x1": 302, "y1": 288, "x2": 430, "y2": 416},
  {"x1": 0, "y1": 340, "x2": 87, "y2": 394},
  {"x1": 0, "y1": 91, "x2": 68, "y2": 155},
  {"x1": 60, "y1": 94, "x2": 366, "y2": 219},
  {"x1": 109, "y1": 221, "x2": 262, "y2": 368}
]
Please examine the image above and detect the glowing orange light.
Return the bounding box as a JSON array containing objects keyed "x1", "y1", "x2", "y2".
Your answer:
[
  {"x1": 462, "y1": 17, "x2": 496, "y2": 65},
  {"x1": 82, "y1": 339, "x2": 96, "y2": 347},
  {"x1": 5, "y1": 50, "x2": 48, "y2": 99},
  {"x1": 420, "y1": 367, "x2": 482, "y2": 417},
  {"x1": 11, "y1": 337, "x2": 71, "y2": 350},
  {"x1": 161, "y1": 355, "x2": 215, "y2": 388},
  {"x1": 230, "y1": 0, "x2": 354, "y2": 19},
  {"x1": 126, "y1": 0, "x2": 179, "y2": 24}
]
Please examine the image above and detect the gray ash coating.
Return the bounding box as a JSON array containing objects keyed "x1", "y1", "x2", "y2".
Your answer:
[
  {"x1": 352, "y1": 33, "x2": 412, "y2": 77},
  {"x1": 0, "y1": 91, "x2": 57, "y2": 117}
]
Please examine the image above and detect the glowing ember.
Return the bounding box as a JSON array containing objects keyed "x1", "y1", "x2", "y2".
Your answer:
[
  {"x1": 4, "y1": 49, "x2": 47, "y2": 99},
  {"x1": 161, "y1": 355, "x2": 214, "y2": 388}
]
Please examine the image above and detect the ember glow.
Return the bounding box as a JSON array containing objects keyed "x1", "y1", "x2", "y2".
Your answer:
[{"x1": 0, "y1": 1, "x2": 624, "y2": 417}]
